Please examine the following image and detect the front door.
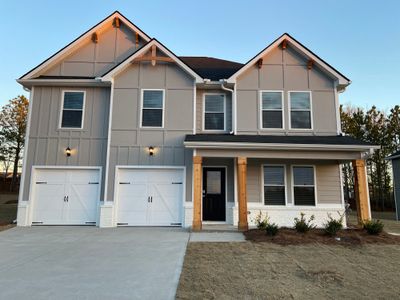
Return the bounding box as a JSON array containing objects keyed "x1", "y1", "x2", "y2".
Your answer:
[{"x1": 203, "y1": 167, "x2": 226, "y2": 221}]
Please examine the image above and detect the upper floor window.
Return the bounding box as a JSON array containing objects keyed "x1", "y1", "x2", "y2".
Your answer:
[
  {"x1": 293, "y1": 166, "x2": 316, "y2": 206},
  {"x1": 141, "y1": 90, "x2": 164, "y2": 128},
  {"x1": 204, "y1": 94, "x2": 225, "y2": 131},
  {"x1": 263, "y1": 165, "x2": 286, "y2": 205},
  {"x1": 260, "y1": 91, "x2": 283, "y2": 129},
  {"x1": 60, "y1": 91, "x2": 85, "y2": 129},
  {"x1": 289, "y1": 91, "x2": 312, "y2": 129}
]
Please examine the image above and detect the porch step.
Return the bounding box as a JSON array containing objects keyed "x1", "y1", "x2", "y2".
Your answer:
[{"x1": 199, "y1": 224, "x2": 239, "y2": 232}]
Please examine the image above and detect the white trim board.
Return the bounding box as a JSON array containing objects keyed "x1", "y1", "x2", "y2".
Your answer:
[
  {"x1": 101, "y1": 39, "x2": 203, "y2": 83},
  {"x1": 20, "y1": 11, "x2": 150, "y2": 80},
  {"x1": 227, "y1": 33, "x2": 350, "y2": 87}
]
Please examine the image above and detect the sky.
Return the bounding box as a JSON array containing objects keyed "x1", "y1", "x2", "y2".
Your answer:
[{"x1": 0, "y1": 0, "x2": 399, "y2": 111}]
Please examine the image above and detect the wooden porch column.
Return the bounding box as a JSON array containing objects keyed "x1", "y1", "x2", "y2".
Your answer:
[
  {"x1": 237, "y1": 157, "x2": 248, "y2": 231},
  {"x1": 352, "y1": 159, "x2": 371, "y2": 225},
  {"x1": 192, "y1": 156, "x2": 203, "y2": 231}
]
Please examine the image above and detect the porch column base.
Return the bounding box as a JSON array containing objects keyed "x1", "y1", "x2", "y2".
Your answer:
[{"x1": 192, "y1": 156, "x2": 202, "y2": 231}]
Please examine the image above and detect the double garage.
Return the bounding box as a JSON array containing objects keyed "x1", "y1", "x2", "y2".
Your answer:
[{"x1": 29, "y1": 167, "x2": 185, "y2": 227}]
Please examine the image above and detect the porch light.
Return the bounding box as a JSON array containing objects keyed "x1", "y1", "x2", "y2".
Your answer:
[
  {"x1": 148, "y1": 146, "x2": 155, "y2": 156},
  {"x1": 66, "y1": 147, "x2": 71, "y2": 157}
]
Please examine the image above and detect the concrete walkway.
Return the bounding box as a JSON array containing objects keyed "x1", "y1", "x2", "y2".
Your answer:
[{"x1": 0, "y1": 227, "x2": 189, "y2": 300}]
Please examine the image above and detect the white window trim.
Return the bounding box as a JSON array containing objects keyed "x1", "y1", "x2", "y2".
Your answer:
[
  {"x1": 259, "y1": 90, "x2": 285, "y2": 130},
  {"x1": 202, "y1": 93, "x2": 226, "y2": 132},
  {"x1": 288, "y1": 91, "x2": 313, "y2": 131},
  {"x1": 261, "y1": 164, "x2": 288, "y2": 207},
  {"x1": 139, "y1": 89, "x2": 165, "y2": 129},
  {"x1": 291, "y1": 165, "x2": 317, "y2": 207},
  {"x1": 59, "y1": 90, "x2": 86, "y2": 130}
]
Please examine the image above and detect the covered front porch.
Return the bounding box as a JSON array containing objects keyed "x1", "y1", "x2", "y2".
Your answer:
[{"x1": 186, "y1": 134, "x2": 377, "y2": 231}]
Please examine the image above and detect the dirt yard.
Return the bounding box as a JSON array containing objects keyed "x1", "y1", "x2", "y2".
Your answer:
[{"x1": 177, "y1": 242, "x2": 400, "y2": 299}]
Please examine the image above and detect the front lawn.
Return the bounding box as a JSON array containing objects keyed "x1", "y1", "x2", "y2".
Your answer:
[{"x1": 177, "y1": 240, "x2": 400, "y2": 299}]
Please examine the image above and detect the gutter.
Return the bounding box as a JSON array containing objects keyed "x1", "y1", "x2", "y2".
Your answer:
[
  {"x1": 17, "y1": 78, "x2": 111, "y2": 88},
  {"x1": 183, "y1": 141, "x2": 380, "y2": 152}
]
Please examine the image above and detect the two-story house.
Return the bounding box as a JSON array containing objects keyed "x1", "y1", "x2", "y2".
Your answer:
[{"x1": 16, "y1": 11, "x2": 377, "y2": 230}]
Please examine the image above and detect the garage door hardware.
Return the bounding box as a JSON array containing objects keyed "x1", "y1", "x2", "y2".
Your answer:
[
  {"x1": 170, "y1": 223, "x2": 182, "y2": 226},
  {"x1": 147, "y1": 196, "x2": 153, "y2": 203},
  {"x1": 172, "y1": 182, "x2": 182, "y2": 184},
  {"x1": 117, "y1": 222, "x2": 128, "y2": 225},
  {"x1": 88, "y1": 182, "x2": 99, "y2": 184},
  {"x1": 85, "y1": 221, "x2": 96, "y2": 224},
  {"x1": 63, "y1": 196, "x2": 69, "y2": 202},
  {"x1": 36, "y1": 181, "x2": 47, "y2": 184},
  {"x1": 32, "y1": 221, "x2": 43, "y2": 224},
  {"x1": 119, "y1": 182, "x2": 130, "y2": 184}
]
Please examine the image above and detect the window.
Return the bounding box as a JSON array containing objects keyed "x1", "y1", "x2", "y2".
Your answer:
[
  {"x1": 141, "y1": 90, "x2": 164, "y2": 127},
  {"x1": 261, "y1": 91, "x2": 283, "y2": 129},
  {"x1": 60, "y1": 91, "x2": 85, "y2": 129},
  {"x1": 289, "y1": 92, "x2": 312, "y2": 129},
  {"x1": 263, "y1": 165, "x2": 286, "y2": 205},
  {"x1": 204, "y1": 94, "x2": 225, "y2": 131},
  {"x1": 293, "y1": 166, "x2": 315, "y2": 206}
]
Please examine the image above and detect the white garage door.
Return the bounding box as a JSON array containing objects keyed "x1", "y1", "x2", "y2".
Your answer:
[
  {"x1": 31, "y1": 168, "x2": 100, "y2": 225},
  {"x1": 116, "y1": 168, "x2": 183, "y2": 226}
]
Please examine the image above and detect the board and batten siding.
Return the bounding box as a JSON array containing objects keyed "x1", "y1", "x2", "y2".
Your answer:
[
  {"x1": 236, "y1": 45, "x2": 338, "y2": 135},
  {"x1": 196, "y1": 89, "x2": 232, "y2": 133},
  {"x1": 246, "y1": 159, "x2": 341, "y2": 205},
  {"x1": 41, "y1": 22, "x2": 145, "y2": 78},
  {"x1": 107, "y1": 60, "x2": 195, "y2": 201},
  {"x1": 21, "y1": 86, "x2": 110, "y2": 201}
]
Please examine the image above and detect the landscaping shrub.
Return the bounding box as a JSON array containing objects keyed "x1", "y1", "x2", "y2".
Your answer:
[
  {"x1": 363, "y1": 219, "x2": 384, "y2": 235},
  {"x1": 265, "y1": 223, "x2": 279, "y2": 236},
  {"x1": 254, "y1": 211, "x2": 269, "y2": 230},
  {"x1": 324, "y1": 212, "x2": 344, "y2": 236},
  {"x1": 294, "y1": 213, "x2": 315, "y2": 233}
]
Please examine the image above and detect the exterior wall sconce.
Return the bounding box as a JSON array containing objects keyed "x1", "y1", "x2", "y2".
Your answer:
[
  {"x1": 148, "y1": 146, "x2": 155, "y2": 156},
  {"x1": 66, "y1": 147, "x2": 71, "y2": 157}
]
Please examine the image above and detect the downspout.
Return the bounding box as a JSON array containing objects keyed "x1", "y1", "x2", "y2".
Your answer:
[{"x1": 220, "y1": 80, "x2": 236, "y2": 135}]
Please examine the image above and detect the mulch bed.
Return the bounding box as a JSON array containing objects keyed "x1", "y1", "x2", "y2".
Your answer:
[{"x1": 244, "y1": 228, "x2": 400, "y2": 246}]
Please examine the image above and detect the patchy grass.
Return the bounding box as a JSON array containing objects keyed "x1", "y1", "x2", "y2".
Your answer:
[
  {"x1": 177, "y1": 242, "x2": 400, "y2": 299},
  {"x1": 244, "y1": 228, "x2": 400, "y2": 246}
]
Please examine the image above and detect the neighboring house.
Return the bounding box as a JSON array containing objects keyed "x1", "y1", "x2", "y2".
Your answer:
[
  {"x1": 16, "y1": 11, "x2": 378, "y2": 229},
  {"x1": 387, "y1": 150, "x2": 400, "y2": 220}
]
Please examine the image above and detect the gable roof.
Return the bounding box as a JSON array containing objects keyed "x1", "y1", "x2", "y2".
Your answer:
[
  {"x1": 19, "y1": 11, "x2": 151, "y2": 80},
  {"x1": 101, "y1": 39, "x2": 203, "y2": 83},
  {"x1": 227, "y1": 33, "x2": 351, "y2": 87},
  {"x1": 179, "y1": 57, "x2": 243, "y2": 81},
  {"x1": 387, "y1": 150, "x2": 400, "y2": 160}
]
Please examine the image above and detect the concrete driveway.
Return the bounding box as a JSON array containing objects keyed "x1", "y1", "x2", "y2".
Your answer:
[{"x1": 0, "y1": 227, "x2": 189, "y2": 300}]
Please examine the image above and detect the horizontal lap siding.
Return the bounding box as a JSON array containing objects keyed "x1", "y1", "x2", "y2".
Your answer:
[{"x1": 245, "y1": 159, "x2": 341, "y2": 205}]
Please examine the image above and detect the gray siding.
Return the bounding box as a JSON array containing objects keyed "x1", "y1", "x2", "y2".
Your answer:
[
  {"x1": 393, "y1": 159, "x2": 400, "y2": 220},
  {"x1": 42, "y1": 22, "x2": 145, "y2": 77},
  {"x1": 247, "y1": 159, "x2": 341, "y2": 205},
  {"x1": 21, "y1": 86, "x2": 110, "y2": 201},
  {"x1": 107, "y1": 60, "x2": 196, "y2": 201},
  {"x1": 236, "y1": 45, "x2": 338, "y2": 135},
  {"x1": 196, "y1": 89, "x2": 232, "y2": 133}
]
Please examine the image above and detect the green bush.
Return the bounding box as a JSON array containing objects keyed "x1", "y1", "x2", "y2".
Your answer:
[
  {"x1": 363, "y1": 220, "x2": 384, "y2": 235},
  {"x1": 265, "y1": 223, "x2": 279, "y2": 236},
  {"x1": 324, "y1": 212, "x2": 344, "y2": 236},
  {"x1": 254, "y1": 211, "x2": 269, "y2": 230},
  {"x1": 294, "y1": 213, "x2": 315, "y2": 233}
]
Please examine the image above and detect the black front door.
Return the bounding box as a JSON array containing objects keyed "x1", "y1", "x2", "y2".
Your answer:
[{"x1": 203, "y1": 167, "x2": 226, "y2": 221}]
